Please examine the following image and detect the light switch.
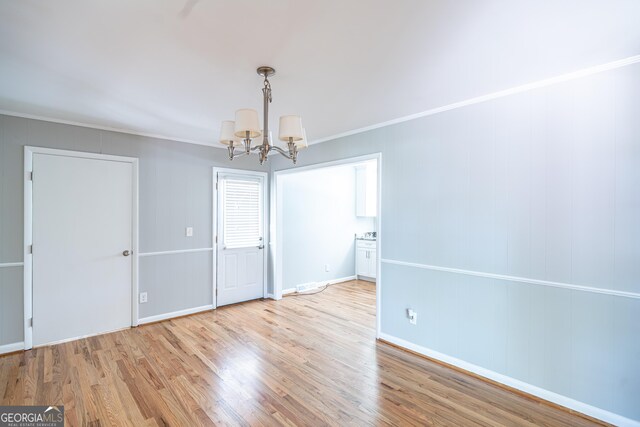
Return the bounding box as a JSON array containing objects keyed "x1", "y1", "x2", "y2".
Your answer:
[
  {"x1": 407, "y1": 309, "x2": 418, "y2": 325},
  {"x1": 186, "y1": 227, "x2": 193, "y2": 237}
]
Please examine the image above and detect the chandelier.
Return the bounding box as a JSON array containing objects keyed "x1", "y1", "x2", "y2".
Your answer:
[{"x1": 219, "y1": 66, "x2": 307, "y2": 165}]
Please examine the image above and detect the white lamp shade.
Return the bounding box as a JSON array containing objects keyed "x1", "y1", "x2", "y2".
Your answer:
[
  {"x1": 295, "y1": 128, "x2": 308, "y2": 149},
  {"x1": 278, "y1": 128, "x2": 308, "y2": 150},
  {"x1": 219, "y1": 120, "x2": 238, "y2": 145},
  {"x1": 234, "y1": 109, "x2": 261, "y2": 138},
  {"x1": 278, "y1": 115, "x2": 303, "y2": 141}
]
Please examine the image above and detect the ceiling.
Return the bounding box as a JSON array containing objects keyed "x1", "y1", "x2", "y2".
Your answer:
[{"x1": 1, "y1": 0, "x2": 639, "y2": 147}]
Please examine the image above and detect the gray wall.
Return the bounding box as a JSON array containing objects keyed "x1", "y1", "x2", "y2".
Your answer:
[
  {"x1": 1, "y1": 61, "x2": 638, "y2": 421},
  {"x1": 0, "y1": 115, "x2": 266, "y2": 344},
  {"x1": 280, "y1": 164, "x2": 374, "y2": 290},
  {"x1": 270, "y1": 63, "x2": 640, "y2": 421}
]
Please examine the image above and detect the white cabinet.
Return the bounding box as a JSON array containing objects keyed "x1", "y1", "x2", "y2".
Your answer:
[
  {"x1": 355, "y1": 164, "x2": 377, "y2": 217},
  {"x1": 356, "y1": 240, "x2": 377, "y2": 280},
  {"x1": 356, "y1": 247, "x2": 370, "y2": 276},
  {"x1": 369, "y1": 247, "x2": 377, "y2": 276}
]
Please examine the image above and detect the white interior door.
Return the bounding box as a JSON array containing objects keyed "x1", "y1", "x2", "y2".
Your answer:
[
  {"x1": 216, "y1": 172, "x2": 265, "y2": 306},
  {"x1": 32, "y1": 153, "x2": 133, "y2": 346}
]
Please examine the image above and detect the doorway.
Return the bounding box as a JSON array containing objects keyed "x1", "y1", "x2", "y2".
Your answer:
[
  {"x1": 213, "y1": 168, "x2": 268, "y2": 306},
  {"x1": 272, "y1": 153, "x2": 382, "y2": 337},
  {"x1": 24, "y1": 147, "x2": 139, "y2": 349}
]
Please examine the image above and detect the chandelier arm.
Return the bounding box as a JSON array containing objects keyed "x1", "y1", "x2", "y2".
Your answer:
[
  {"x1": 227, "y1": 142, "x2": 248, "y2": 158},
  {"x1": 243, "y1": 133, "x2": 252, "y2": 154},
  {"x1": 230, "y1": 149, "x2": 248, "y2": 158},
  {"x1": 286, "y1": 139, "x2": 298, "y2": 164},
  {"x1": 270, "y1": 145, "x2": 292, "y2": 159}
]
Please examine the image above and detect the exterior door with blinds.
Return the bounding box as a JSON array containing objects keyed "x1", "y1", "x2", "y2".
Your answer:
[{"x1": 215, "y1": 170, "x2": 266, "y2": 306}]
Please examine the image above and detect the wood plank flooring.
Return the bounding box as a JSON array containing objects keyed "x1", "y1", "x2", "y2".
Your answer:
[{"x1": 1, "y1": 280, "x2": 606, "y2": 426}]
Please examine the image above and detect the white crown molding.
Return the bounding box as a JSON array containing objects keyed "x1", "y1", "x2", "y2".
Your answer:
[
  {"x1": 379, "y1": 333, "x2": 640, "y2": 427},
  {"x1": 310, "y1": 54, "x2": 640, "y2": 145},
  {"x1": 0, "y1": 109, "x2": 220, "y2": 148},
  {"x1": 382, "y1": 258, "x2": 640, "y2": 299},
  {"x1": 2, "y1": 55, "x2": 639, "y2": 150}
]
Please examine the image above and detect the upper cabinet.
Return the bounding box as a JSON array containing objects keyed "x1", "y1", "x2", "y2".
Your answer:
[{"x1": 355, "y1": 162, "x2": 377, "y2": 217}]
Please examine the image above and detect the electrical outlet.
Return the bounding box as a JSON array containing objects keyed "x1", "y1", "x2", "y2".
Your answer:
[
  {"x1": 407, "y1": 309, "x2": 417, "y2": 325},
  {"x1": 139, "y1": 292, "x2": 148, "y2": 304},
  {"x1": 324, "y1": 264, "x2": 330, "y2": 272},
  {"x1": 185, "y1": 227, "x2": 193, "y2": 237}
]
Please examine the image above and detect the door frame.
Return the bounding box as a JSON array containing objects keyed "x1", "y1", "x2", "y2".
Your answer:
[
  {"x1": 23, "y1": 146, "x2": 139, "y2": 350},
  {"x1": 271, "y1": 152, "x2": 382, "y2": 338},
  {"x1": 212, "y1": 167, "x2": 269, "y2": 308}
]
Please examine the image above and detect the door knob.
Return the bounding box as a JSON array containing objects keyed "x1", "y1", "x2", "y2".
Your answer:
[
  {"x1": 257, "y1": 245, "x2": 264, "y2": 250},
  {"x1": 123, "y1": 250, "x2": 131, "y2": 257}
]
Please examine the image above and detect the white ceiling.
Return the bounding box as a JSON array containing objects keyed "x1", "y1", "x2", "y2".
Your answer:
[{"x1": 1, "y1": 0, "x2": 639, "y2": 147}]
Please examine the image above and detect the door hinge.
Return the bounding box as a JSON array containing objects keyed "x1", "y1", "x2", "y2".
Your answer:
[
  {"x1": 28, "y1": 245, "x2": 33, "y2": 254},
  {"x1": 29, "y1": 317, "x2": 33, "y2": 327},
  {"x1": 215, "y1": 235, "x2": 218, "y2": 244},
  {"x1": 29, "y1": 171, "x2": 33, "y2": 181},
  {"x1": 215, "y1": 181, "x2": 218, "y2": 191}
]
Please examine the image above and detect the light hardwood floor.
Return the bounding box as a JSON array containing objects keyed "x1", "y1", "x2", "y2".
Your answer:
[{"x1": 1, "y1": 280, "x2": 606, "y2": 426}]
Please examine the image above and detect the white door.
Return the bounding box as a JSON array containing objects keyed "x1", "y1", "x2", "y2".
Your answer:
[
  {"x1": 216, "y1": 171, "x2": 266, "y2": 306},
  {"x1": 32, "y1": 153, "x2": 133, "y2": 346}
]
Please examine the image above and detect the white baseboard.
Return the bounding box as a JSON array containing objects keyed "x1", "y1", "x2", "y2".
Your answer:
[
  {"x1": 266, "y1": 293, "x2": 275, "y2": 299},
  {"x1": 329, "y1": 275, "x2": 357, "y2": 284},
  {"x1": 378, "y1": 332, "x2": 640, "y2": 427},
  {"x1": 138, "y1": 304, "x2": 214, "y2": 325},
  {"x1": 0, "y1": 341, "x2": 24, "y2": 355},
  {"x1": 286, "y1": 275, "x2": 357, "y2": 295},
  {"x1": 35, "y1": 327, "x2": 131, "y2": 348}
]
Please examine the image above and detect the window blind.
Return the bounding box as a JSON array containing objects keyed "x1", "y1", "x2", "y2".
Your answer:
[{"x1": 222, "y1": 178, "x2": 262, "y2": 249}]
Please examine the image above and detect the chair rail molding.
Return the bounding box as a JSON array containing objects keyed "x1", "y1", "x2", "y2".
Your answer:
[
  {"x1": 0, "y1": 262, "x2": 24, "y2": 268},
  {"x1": 138, "y1": 247, "x2": 214, "y2": 257},
  {"x1": 381, "y1": 259, "x2": 640, "y2": 299}
]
